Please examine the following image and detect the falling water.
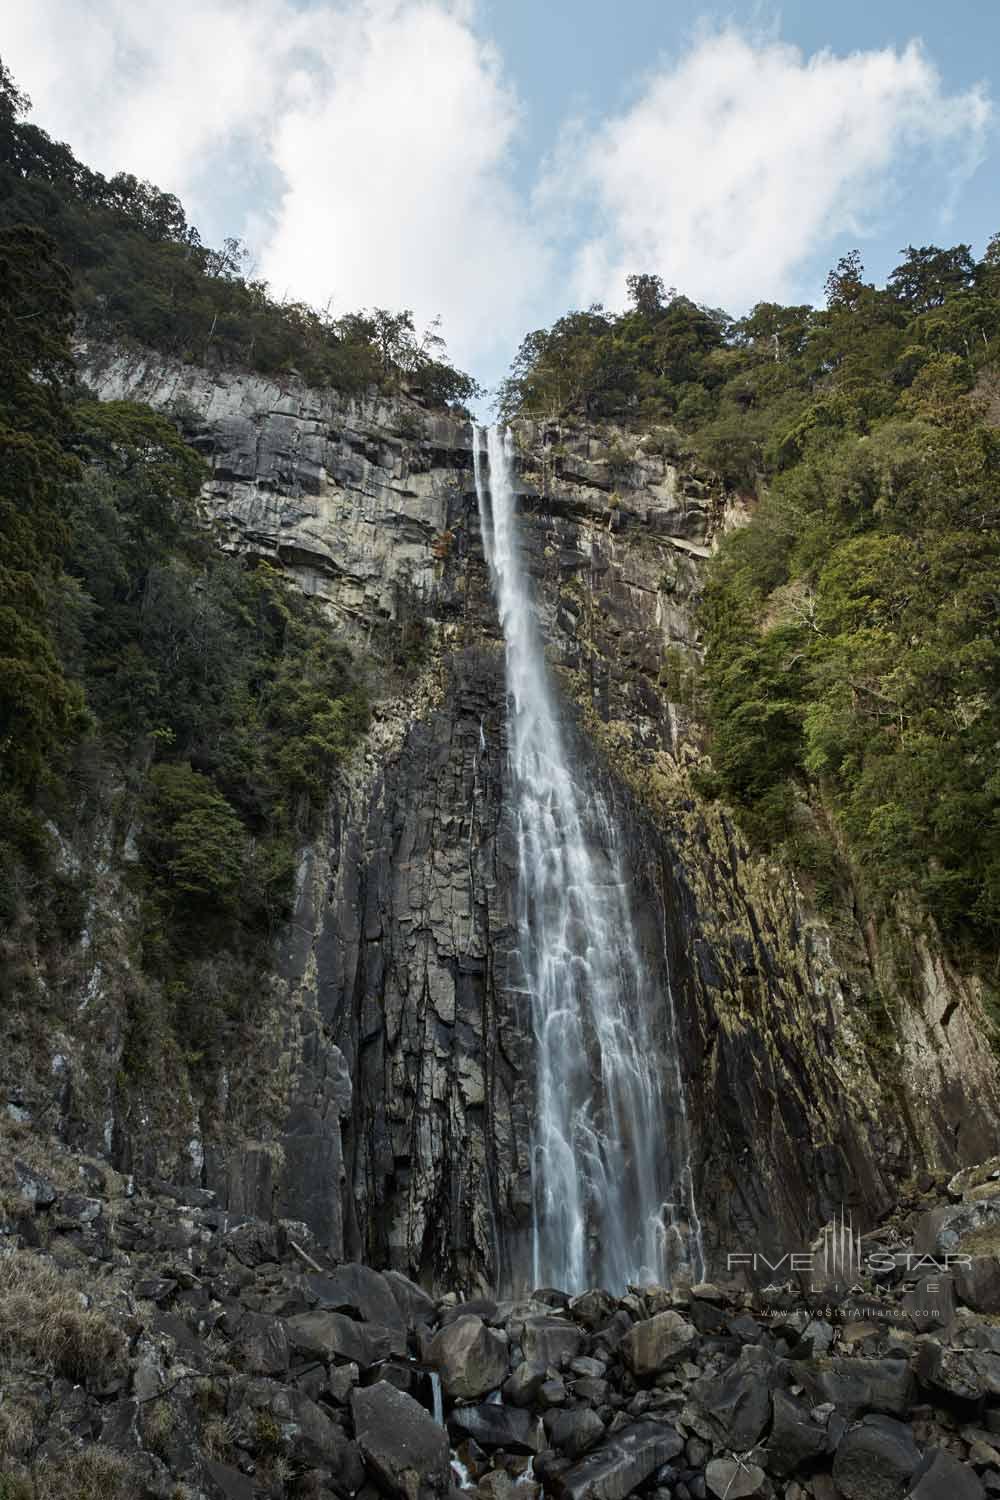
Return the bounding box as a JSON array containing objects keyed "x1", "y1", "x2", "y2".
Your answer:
[{"x1": 472, "y1": 424, "x2": 704, "y2": 1294}]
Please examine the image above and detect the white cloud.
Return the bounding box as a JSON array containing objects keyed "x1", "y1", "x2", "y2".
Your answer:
[
  {"x1": 552, "y1": 30, "x2": 993, "y2": 313},
  {"x1": 4, "y1": 0, "x2": 551, "y2": 377},
  {"x1": 1, "y1": 11, "x2": 994, "y2": 381}
]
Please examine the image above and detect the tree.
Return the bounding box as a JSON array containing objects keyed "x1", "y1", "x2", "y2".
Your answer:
[
  {"x1": 626, "y1": 273, "x2": 668, "y2": 318},
  {"x1": 824, "y1": 250, "x2": 867, "y2": 310},
  {"x1": 888, "y1": 244, "x2": 976, "y2": 312}
]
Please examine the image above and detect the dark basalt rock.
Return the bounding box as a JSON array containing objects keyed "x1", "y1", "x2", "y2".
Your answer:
[
  {"x1": 766, "y1": 1389, "x2": 832, "y2": 1475},
  {"x1": 831, "y1": 1415, "x2": 922, "y2": 1500},
  {"x1": 551, "y1": 1422, "x2": 684, "y2": 1500},
  {"x1": 447, "y1": 1402, "x2": 544, "y2": 1454},
  {"x1": 691, "y1": 1345, "x2": 776, "y2": 1450},
  {"x1": 352, "y1": 1381, "x2": 451, "y2": 1500}
]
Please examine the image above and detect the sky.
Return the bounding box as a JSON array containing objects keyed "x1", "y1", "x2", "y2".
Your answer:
[{"x1": 3, "y1": 0, "x2": 998, "y2": 397}]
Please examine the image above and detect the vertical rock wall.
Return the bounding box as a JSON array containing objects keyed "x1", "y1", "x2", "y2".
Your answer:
[{"x1": 55, "y1": 349, "x2": 1000, "y2": 1292}]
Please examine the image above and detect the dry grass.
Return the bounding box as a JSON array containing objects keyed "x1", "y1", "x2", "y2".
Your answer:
[
  {"x1": 0, "y1": 1251, "x2": 125, "y2": 1383},
  {"x1": 0, "y1": 1448, "x2": 137, "y2": 1500}
]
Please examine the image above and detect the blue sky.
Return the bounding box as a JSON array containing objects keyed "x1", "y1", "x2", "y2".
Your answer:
[{"x1": 6, "y1": 1, "x2": 998, "y2": 396}]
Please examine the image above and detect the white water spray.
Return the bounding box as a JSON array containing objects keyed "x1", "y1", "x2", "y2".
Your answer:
[{"x1": 472, "y1": 425, "x2": 704, "y2": 1293}]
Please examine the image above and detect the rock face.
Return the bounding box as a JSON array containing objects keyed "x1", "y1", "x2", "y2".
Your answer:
[{"x1": 20, "y1": 340, "x2": 995, "y2": 1293}]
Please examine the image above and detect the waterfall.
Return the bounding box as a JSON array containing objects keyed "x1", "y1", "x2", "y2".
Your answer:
[{"x1": 472, "y1": 424, "x2": 704, "y2": 1294}]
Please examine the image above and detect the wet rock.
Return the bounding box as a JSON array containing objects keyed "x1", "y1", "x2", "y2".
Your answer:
[
  {"x1": 352, "y1": 1381, "x2": 451, "y2": 1500},
  {"x1": 832, "y1": 1415, "x2": 921, "y2": 1499},
  {"x1": 544, "y1": 1408, "x2": 606, "y2": 1458},
  {"x1": 551, "y1": 1422, "x2": 684, "y2": 1500},
  {"x1": 427, "y1": 1315, "x2": 509, "y2": 1399},
  {"x1": 910, "y1": 1449, "x2": 985, "y2": 1500},
  {"x1": 620, "y1": 1312, "x2": 697, "y2": 1378},
  {"x1": 448, "y1": 1404, "x2": 544, "y2": 1454},
  {"x1": 705, "y1": 1458, "x2": 766, "y2": 1498}
]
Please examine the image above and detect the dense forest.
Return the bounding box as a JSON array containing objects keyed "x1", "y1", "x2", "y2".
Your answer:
[{"x1": 502, "y1": 257, "x2": 1000, "y2": 960}]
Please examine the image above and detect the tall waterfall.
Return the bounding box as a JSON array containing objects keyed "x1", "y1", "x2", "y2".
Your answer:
[{"x1": 472, "y1": 425, "x2": 704, "y2": 1293}]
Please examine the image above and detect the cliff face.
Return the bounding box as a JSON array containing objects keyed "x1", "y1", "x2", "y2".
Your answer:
[{"x1": 25, "y1": 343, "x2": 998, "y2": 1290}]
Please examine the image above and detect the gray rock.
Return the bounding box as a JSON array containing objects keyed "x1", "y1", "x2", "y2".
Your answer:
[
  {"x1": 234, "y1": 1312, "x2": 290, "y2": 1376},
  {"x1": 805, "y1": 1358, "x2": 914, "y2": 1419},
  {"x1": 427, "y1": 1315, "x2": 509, "y2": 1399},
  {"x1": 902, "y1": 1274, "x2": 956, "y2": 1332},
  {"x1": 385, "y1": 1270, "x2": 437, "y2": 1328},
  {"x1": 308, "y1": 1264, "x2": 405, "y2": 1328},
  {"x1": 915, "y1": 1342, "x2": 1000, "y2": 1402},
  {"x1": 832, "y1": 1415, "x2": 921, "y2": 1500},
  {"x1": 544, "y1": 1408, "x2": 606, "y2": 1458},
  {"x1": 448, "y1": 1403, "x2": 544, "y2": 1454},
  {"x1": 620, "y1": 1312, "x2": 697, "y2": 1378},
  {"x1": 552, "y1": 1422, "x2": 684, "y2": 1500},
  {"x1": 692, "y1": 1346, "x2": 775, "y2": 1450},
  {"x1": 204, "y1": 1459, "x2": 253, "y2": 1500},
  {"x1": 14, "y1": 1160, "x2": 56, "y2": 1207},
  {"x1": 286, "y1": 1310, "x2": 399, "y2": 1367},
  {"x1": 521, "y1": 1315, "x2": 583, "y2": 1369},
  {"x1": 706, "y1": 1458, "x2": 766, "y2": 1498},
  {"x1": 766, "y1": 1390, "x2": 830, "y2": 1476},
  {"x1": 569, "y1": 1291, "x2": 617, "y2": 1330},
  {"x1": 955, "y1": 1258, "x2": 1000, "y2": 1314},
  {"x1": 503, "y1": 1360, "x2": 549, "y2": 1407},
  {"x1": 352, "y1": 1381, "x2": 451, "y2": 1500},
  {"x1": 910, "y1": 1450, "x2": 985, "y2": 1500}
]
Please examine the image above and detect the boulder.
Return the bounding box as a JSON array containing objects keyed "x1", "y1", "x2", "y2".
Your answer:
[
  {"x1": 691, "y1": 1346, "x2": 775, "y2": 1450},
  {"x1": 521, "y1": 1316, "x2": 583, "y2": 1369},
  {"x1": 233, "y1": 1312, "x2": 290, "y2": 1376},
  {"x1": 569, "y1": 1291, "x2": 617, "y2": 1331},
  {"x1": 352, "y1": 1381, "x2": 451, "y2": 1500},
  {"x1": 910, "y1": 1450, "x2": 985, "y2": 1500},
  {"x1": 307, "y1": 1264, "x2": 405, "y2": 1329},
  {"x1": 551, "y1": 1422, "x2": 684, "y2": 1500},
  {"x1": 448, "y1": 1403, "x2": 544, "y2": 1454},
  {"x1": 902, "y1": 1274, "x2": 956, "y2": 1333},
  {"x1": 286, "y1": 1310, "x2": 398, "y2": 1367},
  {"x1": 14, "y1": 1160, "x2": 56, "y2": 1207},
  {"x1": 620, "y1": 1313, "x2": 697, "y2": 1379},
  {"x1": 544, "y1": 1408, "x2": 606, "y2": 1458},
  {"x1": 706, "y1": 1458, "x2": 766, "y2": 1498},
  {"x1": 915, "y1": 1343, "x2": 1000, "y2": 1402},
  {"x1": 832, "y1": 1415, "x2": 921, "y2": 1500},
  {"x1": 427, "y1": 1315, "x2": 509, "y2": 1399},
  {"x1": 955, "y1": 1258, "x2": 1000, "y2": 1315},
  {"x1": 766, "y1": 1390, "x2": 830, "y2": 1476},
  {"x1": 503, "y1": 1361, "x2": 549, "y2": 1407},
  {"x1": 803, "y1": 1358, "x2": 914, "y2": 1419},
  {"x1": 385, "y1": 1270, "x2": 437, "y2": 1329}
]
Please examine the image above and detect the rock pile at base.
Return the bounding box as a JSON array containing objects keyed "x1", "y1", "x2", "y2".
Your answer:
[{"x1": 3, "y1": 1153, "x2": 1000, "y2": 1498}]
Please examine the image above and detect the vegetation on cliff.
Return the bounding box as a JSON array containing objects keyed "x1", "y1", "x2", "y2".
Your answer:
[
  {"x1": 503, "y1": 257, "x2": 1000, "y2": 956},
  {"x1": 0, "y1": 58, "x2": 479, "y2": 408},
  {"x1": 0, "y1": 212, "x2": 368, "y2": 1066}
]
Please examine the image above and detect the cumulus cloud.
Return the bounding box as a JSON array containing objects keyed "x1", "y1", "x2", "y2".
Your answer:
[
  {"x1": 554, "y1": 30, "x2": 992, "y2": 313},
  {"x1": 4, "y1": 0, "x2": 550, "y2": 375},
  {"x1": 2, "y1": 10, "x2": 994, "y2": 381}
]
